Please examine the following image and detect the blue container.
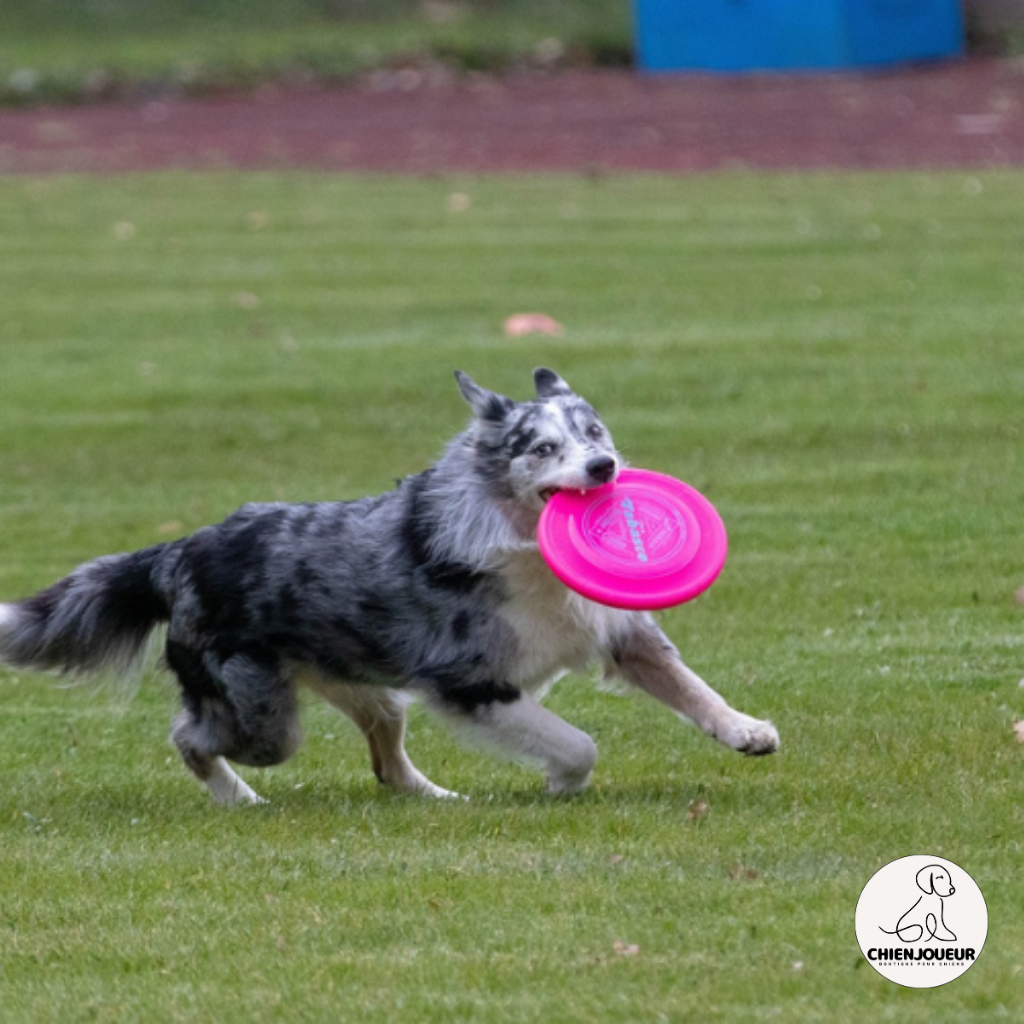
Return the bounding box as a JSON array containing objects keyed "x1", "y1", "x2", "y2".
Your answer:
[{"x1": 634, "y1": 0, "x2": 964, "y2": 72}]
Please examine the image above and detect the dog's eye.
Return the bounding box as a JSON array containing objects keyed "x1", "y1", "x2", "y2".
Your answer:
[
  {"x1": 532, "y1": 442, "x2": 557, "y2": 458},
  {"x1": 587, "y1": 424, "x2": 604, "y2": 440}
]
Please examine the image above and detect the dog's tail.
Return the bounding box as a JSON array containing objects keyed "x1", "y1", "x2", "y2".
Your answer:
[{"x1": 0, "y1": 543, "x2": 179, "y2": 679}]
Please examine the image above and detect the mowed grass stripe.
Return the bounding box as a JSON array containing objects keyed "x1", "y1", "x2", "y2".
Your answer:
[{"x1": 0, "y1": 171, "x2": 1021, "y2": 1021}]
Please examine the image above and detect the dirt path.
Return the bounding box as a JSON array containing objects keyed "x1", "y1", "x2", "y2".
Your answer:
[{"x1": 2, "y1": 59, "x2": 1024, "y2": 175}]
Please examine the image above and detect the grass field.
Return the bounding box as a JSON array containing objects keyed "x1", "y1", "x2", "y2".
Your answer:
[{"x1": 1, "y1": 171, "x2": 1022, "y2": 1021}]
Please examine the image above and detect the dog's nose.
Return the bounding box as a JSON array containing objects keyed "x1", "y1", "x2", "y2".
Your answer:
[{"x1": 586, "y1": 456, "x2": 617, "y2": 484}]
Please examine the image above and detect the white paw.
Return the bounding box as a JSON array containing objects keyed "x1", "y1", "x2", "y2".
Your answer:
[
  {"x1": 717, "y1": 713, "x2": 780, "y2": 756},
  {"x1": 383, "y1": 765, "x2": 464, "y2": 800},
  {"x1": 211, "y1": 783, "x2": 267, "y2": 806},
  {"x1": 416, "y1": 779, "x2": 465, "y2": 800},
  {"x1": 205, "y1": 762, "x2": 266, "y2": 806}
]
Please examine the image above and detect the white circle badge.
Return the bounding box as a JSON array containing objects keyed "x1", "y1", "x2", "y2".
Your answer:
[{"x1": 855, "y1": 855, "x2": 988, "y2": 988}]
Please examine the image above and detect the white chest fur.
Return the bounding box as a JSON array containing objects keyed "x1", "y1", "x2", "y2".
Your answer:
[{"x1": 496, "y1": 549, "x2": 636, "y2": 691}]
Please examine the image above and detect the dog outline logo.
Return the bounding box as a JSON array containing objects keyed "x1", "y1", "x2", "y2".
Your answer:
[
  {"x1": 879, "y1": 863, "x2": 957, "y2": 943},
  {"x1": 855, "y1": 855, "x2": 988, "y2": 989}
]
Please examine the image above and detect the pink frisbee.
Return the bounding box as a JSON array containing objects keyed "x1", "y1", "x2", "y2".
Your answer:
[{"x1": 537, "y1": 468, "x2": 728, "y2": 611}]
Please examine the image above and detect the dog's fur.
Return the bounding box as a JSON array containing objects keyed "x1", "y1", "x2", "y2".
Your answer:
[{"x1": 0, "y1": 368, "x2": 778, "y2": 804}]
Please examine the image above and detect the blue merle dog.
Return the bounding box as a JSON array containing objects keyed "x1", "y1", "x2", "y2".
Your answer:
[{"x1": 0, "y1": 369, "x2": 778, "y2": 804}]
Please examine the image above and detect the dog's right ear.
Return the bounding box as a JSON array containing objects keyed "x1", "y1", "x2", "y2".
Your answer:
[{"x1": 455, "y1": 371, "x2": 514, "y2": 423}]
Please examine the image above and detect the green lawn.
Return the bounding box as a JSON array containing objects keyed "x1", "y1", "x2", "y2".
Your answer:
[
  {"x1": 0, "y1": 171, "x2": 1022, "y2": 1021},
  {"x1": 0, "y1": 1, "x2": 631, "y2": 105}
]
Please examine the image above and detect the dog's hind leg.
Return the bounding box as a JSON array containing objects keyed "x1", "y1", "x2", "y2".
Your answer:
[
  {"x1": 166, "y1": 642, "x2": 301, "y2": 805},
  {"x1": 169, "y1": 726, "x2": 266, "y2": 807},
  {"x1": 430, "y1": 690, "x2": 598, "y2": 795},
  {"x1": 610, "y1": 620, "x2": 779, "y2": 755},
  {"x1": 306, "y1": 680, "x2": 459, "y2": 799}
]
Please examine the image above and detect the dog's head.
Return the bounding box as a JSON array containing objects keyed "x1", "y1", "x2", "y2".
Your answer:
[
  {"x1": 455, "y1": 367, "x2": 621, "y2": 515},
  {"x1": 916, "y1": 865, "x2": 955, "y2": 898}
]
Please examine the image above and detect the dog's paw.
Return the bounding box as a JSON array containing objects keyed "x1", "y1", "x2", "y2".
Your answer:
[
  {"x1": 210, "y1": 780, "x2": 267, "y2": 806},
  {"x1": 545, "y1": 770, "x2": 593, "y2": 796},
  {"x1": 382, "y1": 766, "x2": 464, "y2": 800},
  {"x1": 418, "y1": 780, "x2": 466, "y2": 801},
  {"x1": 717, "y1": 713, "x2": 780, "y2": 756}
]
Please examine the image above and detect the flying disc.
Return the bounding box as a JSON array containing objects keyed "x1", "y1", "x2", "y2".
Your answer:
[{"x1": 537, "y1": 468, "x2": 727, "y2": 611}]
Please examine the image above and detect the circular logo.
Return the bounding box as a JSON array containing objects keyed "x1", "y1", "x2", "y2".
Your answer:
[
  {"x1": 855, "y1": 855, "x2": 988, "y2": 988},
  {"x1": 580, "y1": 491, "x2": 693, "y2": 570}
]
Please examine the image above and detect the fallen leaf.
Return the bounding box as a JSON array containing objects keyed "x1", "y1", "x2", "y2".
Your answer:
[
  {"x1": 728, "y1": 864, "x2": 759, "y2": 881},
  {"x1": 686, "y1": 798, "x2": 710, "y2": 823},
  {"x1": 613, "y1": 941, "x2": 640, "y2": 957},
  {"x1": 1013, "y1": 721, "x2": 1024, "y2": 744},
  {"x1": 503, "y1": 312, "x2": 565, "y2": 337}
]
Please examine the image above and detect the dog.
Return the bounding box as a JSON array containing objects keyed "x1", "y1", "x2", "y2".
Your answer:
[
  {"x1": 0, "y1": 367, "x2": 778, "y2": 804},
  {"x1": 880, "y1": 864, "x2": 958, "y2": 943}
]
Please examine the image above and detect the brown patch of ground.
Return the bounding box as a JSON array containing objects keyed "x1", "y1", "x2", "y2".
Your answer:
[{"x1": 2, "y1": 60, "x2": 1024, "y2": 175}]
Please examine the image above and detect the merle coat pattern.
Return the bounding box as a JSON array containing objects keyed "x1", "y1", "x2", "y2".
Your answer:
[{"x1": 0, "y1": 368, "x2": 778, "y2": 804}]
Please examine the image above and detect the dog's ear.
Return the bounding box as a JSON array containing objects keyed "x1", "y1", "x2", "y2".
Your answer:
[
  {"x1": 455, "y1": 371, "x2": 514, "y2": 422},
  {"x1": 534, "y1": 367, "x2": 574, "y2": 399}
]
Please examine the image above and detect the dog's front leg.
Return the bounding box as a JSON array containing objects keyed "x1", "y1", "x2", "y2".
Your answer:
[{"x1": 610, "y1": 618, "x2": 779, "y2": 755}]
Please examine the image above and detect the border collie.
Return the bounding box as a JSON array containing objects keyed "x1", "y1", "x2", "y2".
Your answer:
[{"x1": 0, "y1": 368, "x2": 778, "y2": 804}]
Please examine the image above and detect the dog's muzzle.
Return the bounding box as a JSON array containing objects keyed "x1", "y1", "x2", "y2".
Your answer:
[
  {"x1": 586, "y1": 456, "x2": 617, "y2": 485},
  {"x1": 538, "y1": 456, "x2": 618, "y2": 504}
]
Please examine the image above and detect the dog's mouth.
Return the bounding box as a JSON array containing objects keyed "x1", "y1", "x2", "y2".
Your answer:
[
  {"x1": 538, "y1": 486, "x2": 594, "y2": 504},
  {"x1": 538, "y1": 462, "x2": 619, "y2": 505}
]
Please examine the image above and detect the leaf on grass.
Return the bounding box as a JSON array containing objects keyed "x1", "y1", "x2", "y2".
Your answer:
[
  {"x1": 613, "y1": 941, "x2": 640, "y2": 957},
  {"x1": 728, "y1": 864, "x2": 759, "y2": 881},
  {"x1": 503, "y1": 312, "x2": 565, "y2": 337},
  {"x1": 1013, "y1": 721, "x2": 1024, "y2": 744},
  {"x1": 686, "y1": 798, "x2": 710, "y2": 823},
  {"x1": 446, "y1": 192, "x2": 472, "y2": 212}
]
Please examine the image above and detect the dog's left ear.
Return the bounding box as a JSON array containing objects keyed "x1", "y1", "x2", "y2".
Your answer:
[
  {"x1": 534, "y1": 367, "x2": 574, "y2": 399},
  {"x1": 455, "y1": 371, "x2": 514, "y2": 422}
]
